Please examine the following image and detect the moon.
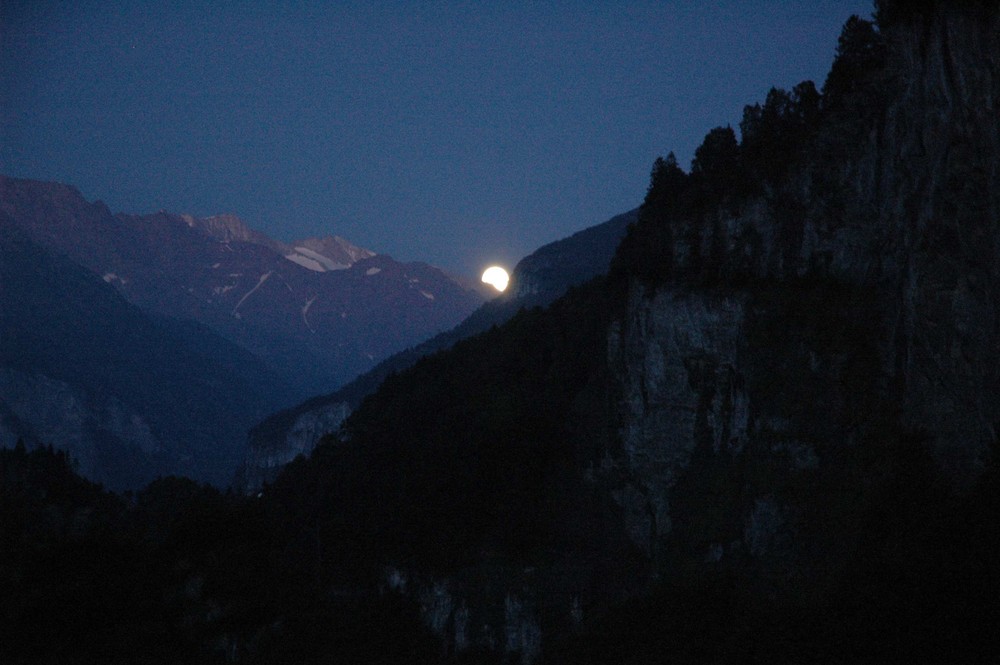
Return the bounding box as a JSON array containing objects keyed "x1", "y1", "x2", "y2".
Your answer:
[{"x1": 481, "y1": 266, "x2": 509, "y2": 292}]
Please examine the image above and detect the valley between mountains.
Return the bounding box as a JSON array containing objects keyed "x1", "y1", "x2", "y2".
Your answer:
[{"x1": 2, "y1": 1, "x2": 999, "y2": 663}]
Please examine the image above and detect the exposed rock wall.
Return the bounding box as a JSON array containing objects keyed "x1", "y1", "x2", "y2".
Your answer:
[
  {"x1": 874, "y1": 3, "x2": 1000, "y2": 478},
  {"x1": 384, "y1": 566, "x2": 551, "y2": 664},
  {"x1": 607, "y1": 279, "x2": 892, "y2": 583},
  {"x1": 607, "y1": 285, "x2": 749, "y2": 563},
  {"x1": 605, "y1": 0, "x2": 999, "y2": 582},
  {"x1": 236, "y1": 401, "x2": 351, "y2": 492},
  {"x1": 0, "y1": 368, "x2": 161, "y2": 488}
]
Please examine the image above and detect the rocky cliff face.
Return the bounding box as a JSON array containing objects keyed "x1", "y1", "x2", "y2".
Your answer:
[
  {"x1": 237, "y1": 400, "x2": 352, "y2": 493},
  {"x1": 608, "y1": 286, "x2": 750, "y2": 562},
  {"x1": 604, "y1": 0, "x2": 999, "y2": 584},
  {"x1": 0, "y1": 368, "x2": 159, "y2": 488},
  {"x1": 510, "y1": 209, "x2": 637, "y2": 300},
  {"x1": 872, "y1": 2, "x2": 1000, "y2": 478}
]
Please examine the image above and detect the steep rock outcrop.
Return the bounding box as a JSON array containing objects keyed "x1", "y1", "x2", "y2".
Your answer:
[
  {"x1": 511, "y1": 209, "x2": 637, "y2": 300},
  {"x1": 605, "y1": 0, "x2": 999, "y2": 584},
  {"x1": 873, "y1": 3, "x2": 1000, "y2": 478},
  {"x1": 0, "y1": 369, "x2": 159, "y2": 488},
  {"x1": 608, "y1": 286, "x2": 749, "y2": 562},
  {"x1": 236, "y1": 400, "x2": 351, "y2": 493},
  {"x1": 615, "y1": 0, "x2": 998, "y2": 480}
]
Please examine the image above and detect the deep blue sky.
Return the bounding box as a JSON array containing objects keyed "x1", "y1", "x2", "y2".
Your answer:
[{"x1": 2, "y1": 1, "x2": 873, "y2": 278}]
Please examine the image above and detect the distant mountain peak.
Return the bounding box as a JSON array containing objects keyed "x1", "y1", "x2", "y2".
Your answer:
[
  {"x1": 285, "y1": 235, "x2": 376, "y2": 273},
  {"x1": 179, "y1": 213, "x2": 376, "y2": 274},
  {"x1": 186, "y1": 213, "x2": 277, "y2": 248}
]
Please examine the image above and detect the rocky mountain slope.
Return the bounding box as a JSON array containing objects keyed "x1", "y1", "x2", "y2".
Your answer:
[
  {"x1": 0, "y1": 216, "x2": 294, "y2": 488},
  {"x1": 0, "y1": 177, "x2": 484, "y2": 398},
  {"x1": 235, "y1": 208, "x2": 637, "y2": 492},
  {"x1": 0, "y1": 177, "x2": 484, "y2": 488}
]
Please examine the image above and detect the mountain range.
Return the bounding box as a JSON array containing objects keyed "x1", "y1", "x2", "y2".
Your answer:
[
  {"x1": 0, "y1": 177, "x2": 485, "y2": 397},
  {"x1": 0, "y1": 177, "x2": 485, "y2": 486}
]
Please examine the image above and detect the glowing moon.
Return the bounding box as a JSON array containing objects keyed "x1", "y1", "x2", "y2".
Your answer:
[{"x1": 481, "y1": 266, "x2": 509, "y2": 292}]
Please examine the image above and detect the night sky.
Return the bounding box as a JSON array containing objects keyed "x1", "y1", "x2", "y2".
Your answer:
[{"x1": 1, "y1": 1, "x2": 873, "y2": 278}]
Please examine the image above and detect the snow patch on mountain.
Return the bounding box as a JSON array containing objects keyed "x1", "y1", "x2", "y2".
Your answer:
[
  {"x1": 285, "y1": 254, "x2": 324, "y2": 272},
  {"x1": 232, "y1": 271, "x2": 272, "y2": 318},
  {"x1": 102, "y1": 272, "x2": 128, "y2": 285},
  {"x1": 302, "y1": 295, "x2": 317, "y2": 332},
  {"x1": 284, "y1": 246, "x2": 351, "y2": 272}
]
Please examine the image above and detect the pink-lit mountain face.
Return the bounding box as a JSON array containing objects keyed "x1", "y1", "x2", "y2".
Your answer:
[{"x1": 0, "y1": 176, "x2": 485, "y2": 398}]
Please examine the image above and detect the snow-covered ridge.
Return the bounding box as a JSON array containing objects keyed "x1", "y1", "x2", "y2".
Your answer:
[
  {"x1": 284, "y1": 246, "x2": 350, "y2": 272},
  {"x1": 181, "y1": 212, "x2": 375, "y2": 273},
  {"x1": 281, "y1": 236, "x2": 377, "y2": 273}
]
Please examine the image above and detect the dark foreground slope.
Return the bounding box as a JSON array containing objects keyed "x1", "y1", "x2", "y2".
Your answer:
[{"x1": 0, "y1": 444, "x2": 446, "y2": 665}]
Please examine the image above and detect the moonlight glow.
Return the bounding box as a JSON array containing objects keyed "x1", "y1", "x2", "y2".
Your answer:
[{"x1": 481, "y1": 266, "x2": 510, "y2": 292}]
